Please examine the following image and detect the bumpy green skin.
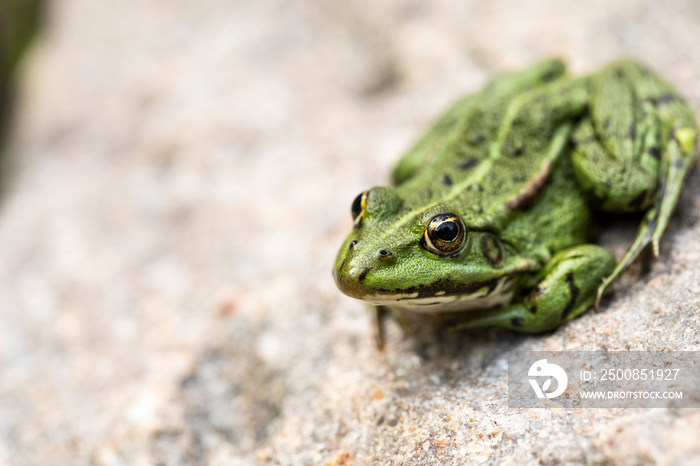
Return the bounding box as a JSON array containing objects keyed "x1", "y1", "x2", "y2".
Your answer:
[{"x1": 333, "y1": 60, "x2": 697, "y2": 348}]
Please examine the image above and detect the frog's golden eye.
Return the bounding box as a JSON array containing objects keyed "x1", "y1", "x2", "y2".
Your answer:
[
  {"x1": 423, "y1": 213, "x2": 466, "y2": 256},
  {"x1": 351, "y1": 190, "x2": 369, "y2": 226}
]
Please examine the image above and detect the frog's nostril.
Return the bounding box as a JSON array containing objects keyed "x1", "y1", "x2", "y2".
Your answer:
[
  {"x1": 349, "y1": 240, "x2": 358, "y2": 250},
  {"x1": 378, "y1": 249, "x2": 392, "y2": 258}
]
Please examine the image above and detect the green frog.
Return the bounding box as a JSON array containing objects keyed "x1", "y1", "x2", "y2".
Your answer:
[{"x1": 333, "y1": 59, "x2": 697, "y2": 348}]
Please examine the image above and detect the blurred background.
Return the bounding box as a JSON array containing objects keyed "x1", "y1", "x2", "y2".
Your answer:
[{"x1": 1, "y1": 1, "x2": 700, "y2": 464}]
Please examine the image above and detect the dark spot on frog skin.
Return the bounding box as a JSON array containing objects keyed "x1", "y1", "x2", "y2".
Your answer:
[
  {"x1": 672, "y1": 159, "x2": 685, "y2": 169},
  {"x1": 358, "y1": 267, "x2": 371, "y2": 282},
  {"x1": 458, "y1": 158, "x2": 479, "y2": 170},
  {"x1": 510, "y1": 317, "x2": 524, "y2": 327},
  {"x1": 561, "y1": 272, "x2": 580, "y2": 320},
  {"x1": 647, "y1": 147, "x2": 661, "y2": 159},
  {"x1": 626, "y1": 125, "x2": 636, "y2": 140},
  {"x1": 647, "y1": 93, "x2": 677, "y2": 106},
  {"x1": 528, "y1": 305, "x2": 538, "y2": 314},
  {"x1": 468, "y1": 133, "x2": 485, "y2": 145},
  {"x1": 614, "y1": 69, "x2": 625, "y2": 79},
  {"x1": 442, "y1": 174, "x2": 453, "y2": 186},
  {"x1": 541, "y1": 67, "x2": 561, "y2": 81}
]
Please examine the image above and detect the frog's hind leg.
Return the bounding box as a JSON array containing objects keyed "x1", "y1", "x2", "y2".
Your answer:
[
  {"x1": 450, "y1": 245, "x2": 616, "y2": 332},
  {"x1": 570, "y1": 60, "x2": 698, "y2": 307}
]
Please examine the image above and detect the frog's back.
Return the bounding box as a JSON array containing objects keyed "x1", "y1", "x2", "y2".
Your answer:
[{"x1": 393, "y1": 60, "x2": 590, "y2": 234}]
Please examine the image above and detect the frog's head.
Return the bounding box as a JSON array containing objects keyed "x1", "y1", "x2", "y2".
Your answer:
[{"x1": 333, "y1": 186, "x2": 524, "y2": 311}]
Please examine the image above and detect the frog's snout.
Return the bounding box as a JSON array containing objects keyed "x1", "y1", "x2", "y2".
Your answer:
[
  {"x1": 334, "y1": 241, "x2": 396, "y2": 298},
  {"x1": 334, "y1": 253, "x2": 371, "y2": 299}
]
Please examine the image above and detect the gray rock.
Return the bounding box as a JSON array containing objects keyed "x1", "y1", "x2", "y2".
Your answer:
[{"x1": 1, "y1": 0, "x2": 699, "y2": 464}]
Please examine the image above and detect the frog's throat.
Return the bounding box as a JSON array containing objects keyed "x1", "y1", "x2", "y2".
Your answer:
[{"x1": 362, "y1": 276, "x2": 517, "y2": 313}]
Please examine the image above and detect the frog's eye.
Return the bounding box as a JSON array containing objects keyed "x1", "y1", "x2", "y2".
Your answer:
[
  {"x1": 422, "y1": 213, "x2": 466, "y2": 256},
  {"x1": 351, "y1": 190, "x2": 369, "y2": 226}
]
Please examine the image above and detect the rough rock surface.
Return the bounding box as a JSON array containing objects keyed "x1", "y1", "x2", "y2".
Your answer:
[{"x1": 1, "y1": 0, "x2": 700, "y2": 464}]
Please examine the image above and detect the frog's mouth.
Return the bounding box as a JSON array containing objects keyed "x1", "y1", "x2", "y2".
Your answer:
[{"x1": 361, "y1": 276, "x2": 517, "y2": 313}]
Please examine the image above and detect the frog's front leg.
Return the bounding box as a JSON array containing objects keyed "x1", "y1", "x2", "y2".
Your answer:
[
  {"x1": 451, "y1": 245, "x2": 615, "y2": 332},
  {"x1": 370, "y1": 305, "x2": 414, "y2": 350},
  {"x1": 370, "y1": 305, "x2": 388, "y2": 350}
]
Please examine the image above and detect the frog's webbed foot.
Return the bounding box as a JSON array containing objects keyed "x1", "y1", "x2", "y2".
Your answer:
[
  {"x1": 451, "y1": 245, "x2": 615, "y2": 333},
  {"x1": 569, "y1": 60, "x2": 697, "y2": 307}
]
